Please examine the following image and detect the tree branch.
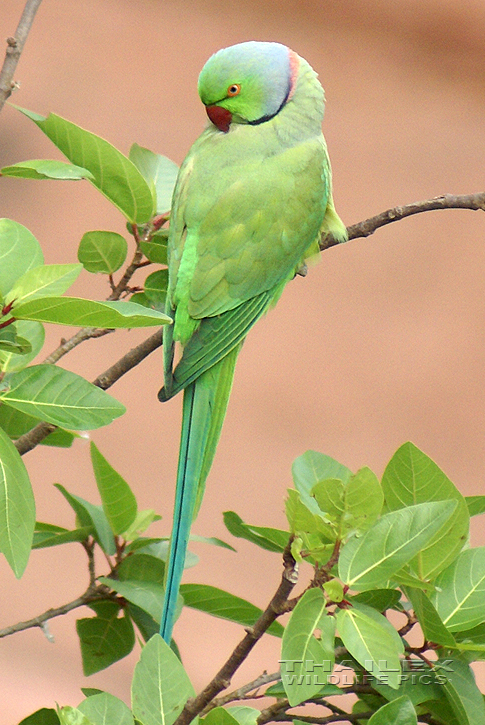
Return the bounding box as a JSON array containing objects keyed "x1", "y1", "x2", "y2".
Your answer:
[
  {"x1": 0, "y1": 0, "x2": 44, "y2": 114},
  {"x1": 320, "y1": 191, "x2": 485, "y2": 250},
  {"x1": 41, "y1": 327, "x2": 113, "y2": 365},
  {"x1": 263, "y1": 713, "x2": 375, "y2": 725},
  {"x1": 14, "y1": 328, "x2": 163, "y2": 455},
  {"x1": 0, "y1": 582, "x2": 114, "y2": 639},
  {"x1": 203, "y1": 672, "x2": 281, "y2": 712},
  {"x1": 174, "y1": 546, "x2": 299, "y2": 725}
]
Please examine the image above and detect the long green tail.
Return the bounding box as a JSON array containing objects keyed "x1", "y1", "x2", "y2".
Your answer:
[{"x1": 159, "y1": 345, "x2": 240, "y2": 642}]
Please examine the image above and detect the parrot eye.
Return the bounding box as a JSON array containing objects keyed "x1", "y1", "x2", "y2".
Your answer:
[{"x1": 227, "y1": 84, "x2": 241, "y2": 97}]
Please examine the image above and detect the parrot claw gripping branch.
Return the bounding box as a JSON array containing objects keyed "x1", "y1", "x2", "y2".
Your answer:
[{"x1": 159, "y1": 41, "x2": 347, "y2": 643}]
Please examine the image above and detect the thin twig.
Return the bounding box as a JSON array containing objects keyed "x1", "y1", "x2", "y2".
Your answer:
[
  {"x1": 174, "y1": 545, "x2": 298, "y2": 725},
  {"x1": 0, "y1": 583, "x2": 115, "y2": 638},
  {"x1": 14, "y1": 328, "x2": 163, "y2": 455},
  {"x1": 320, "y1": 191, "x2": 485, "y2": 250},
  {"x1": 42, "y1": 327, "x2": 113, "y2": 365},
  {"x1": 204, "y1": 672, "x2": 281, "y2": 712},
  {"x1": 263, "y1": 713, "x2": 375, "y2": 725},
  {"x1": 0, "y1": 0, "x2": 44, "y2": 114}
]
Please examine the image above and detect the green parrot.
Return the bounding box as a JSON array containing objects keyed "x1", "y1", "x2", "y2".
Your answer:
[{"x1": 158, "y1": 41, "x2": 347, "y2": 643}]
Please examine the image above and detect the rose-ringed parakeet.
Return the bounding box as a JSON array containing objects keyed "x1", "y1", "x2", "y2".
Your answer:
[{"x1": 158, "y1": 41, "x2": 347, "y2": 642}]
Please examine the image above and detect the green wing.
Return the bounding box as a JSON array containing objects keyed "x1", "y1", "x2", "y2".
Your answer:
[
  {"x1": 181, "y1": 136, "x2": 330, "y2": 320},
  {"x1": 162, "y1": 128, "x2": 344, "y2": 398}
]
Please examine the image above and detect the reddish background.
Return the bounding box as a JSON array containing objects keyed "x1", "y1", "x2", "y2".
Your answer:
[{"x1": 2, "y1": 0, "x2": 485, "y2": 722}]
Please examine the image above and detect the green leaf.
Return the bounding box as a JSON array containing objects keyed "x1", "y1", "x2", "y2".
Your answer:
[
  {"x1": 76, "y1": 601, "x2": 135, "y2": 675},
  {"x1": 351, "y1": 589, "x2": 402, "y2": 612},
  {"x1": 403, "y1": 587, "x2": 456, "y2": 646},
  {"x1": 80, "y1": 690, "x2": 105, "y2": 698},
  {"x1": 0, "y1": 320, "x2": 45, "y2": 372},
  {"x1": 1, "y1": 364, "x2": 125, "y2": 429},
  {"x1": 122, "y1": 508, "x2": 161, "y2": 540},
  {"x1": 225, "y1": 707, "x2": 260, "y2": 725},
  {"x1": 367, "y1": 696, "x2": 417, "y2": 725},
  {"x1": 57, "y1": 707, "x2": 94, "y2": 725},
  {"x1": 389, "y1": 567, "x2": 436, "y2": 592},
  {"x1": 139, "y1": 237, "x2": 167, "y2": 265},
  {"x1": 438, "y1": 657, "x2": 485, "y2": 725},
  {"x1": 281, "y1": 588, "x2": 336, "y2": 706},
  {"x1": 131, "y1": 634, "x2": 194, "y2": 725},
  {"x1": 77, "y1": 692, "x2": 134, "y2": 725},
  {"x1": 6, "y1": 264, "x2": 83, "y2": 306},
  {"x1": 90, "y1": 442, "x2": 137, "y2": 535},
  {"x1": 374, "y1": 661, "x2": 445, "y2": 706},
  {"x1": 223, "y1": 510, "x2": 289, "y2": 552},
  {"x1": 103, "y1": 578, "x2": 165, "y2": 622},
  {"x1": 0, "y1": 426, "x2": 35, "y2": 577},
  {"x1": 129, "y1": 143, "x2": 178, "y2": 213},
  {"x1": 292, "y1": 450, "x2": 352, "y2": 515},
  {"x1": 180, "y1": 583, "x2": 284, "y2": 637},
  {"x1": 285, "y1": 489, "x2": 334, "y2": 543},
  {"x1": 127, "y1": 602, "x2": 159, "y2": 642},
  {"x1": 144, "y1": 269, "x2": 168, "y2": 310},
  {"x1": 32, "y1": 525, "x2": 92, "y2": 549},
  {"x1": 338, "y1": 500, "x2": 457, "y2": 590},
  {"x1": 100, "y1": 553, "x2": 167, "y2": 621},
  {"x1": 78, "y1": 231, "x2": 128, "y2": 274},
  {"x1": 0, "y1": 405, "x2": 76, "y2": 447},
  {"x1": 381, "y1": 442, "x2": 469, "y2": 579},
  {"x1": 13, "y1": 297, "x2": 172, "y2": 327},
  {"x1": 453, "y1": 621, "x2": 485, "y2": 650},
  {"x1": 336, "y1": 602, "x2": 404, "y2": 689},
  {"x1": 0, "y1": 324, "x2": 32, "y2": 356},
  {"x1": 431, "y1": 548, "x2": 485, "y2": 632},
  {"x1": 1, "y1": 159, "x2": 94, "y2": 181},
  {"x1": 312, "y1": 467, "x2": 383, "y2": 538},
  {"x1": 40, "y1": 427, "x2": 77, "y2": 447},
  {"x1": 0, "y1": 218, "x2": 44, "y2": 295},
  {"x1": 18, "y1": 708, "x2": 60, "y2": 725},
  {"x1": 55, "y1": 483, "x2": 115, "y2": 554},
  {"x1": 118, "y1": 552, "x2": 165, "y2": 581},
  {"x1": 125, "y1": 537, "x2": 166, "y2": 553},
  {"x1": 135, "y1": 539, "x2": 199, "y2": 567},
  {"x1": 203, "y1": 707, "x2": 240, "y2": 725},
  {"x1": 425, "y1": 699, "x2": 461, "y2": 725},
  {"x1": 293, "y1": 450, "x2": 352, "y2": 488},
  {"x1": 19, "y1": 109, "x2": 155, "y2": 223},
  {"x1": 465, "y1": 496, "x2": 485, "y2": 517},
  {"x1": 189, "y1": 534, "x2": 236, "y2": 552}
]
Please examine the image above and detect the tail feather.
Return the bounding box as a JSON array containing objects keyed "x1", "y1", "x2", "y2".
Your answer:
[{"x1": 159, "y1": 345, "x2": 240, "y2": 642}]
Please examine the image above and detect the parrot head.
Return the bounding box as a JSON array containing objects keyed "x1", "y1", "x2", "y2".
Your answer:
[{"x1": 198, "y1": 41, "x2": 300, "y2": 133}]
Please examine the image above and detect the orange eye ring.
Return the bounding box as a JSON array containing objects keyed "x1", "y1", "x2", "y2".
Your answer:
[{"x1": 227, "y1": 83, "x2": 241, "y2": 97}]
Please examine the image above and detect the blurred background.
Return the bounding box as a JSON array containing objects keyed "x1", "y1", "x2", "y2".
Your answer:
[{"x1": 1, "y1": 0, "x2": 485, "y2": 721}]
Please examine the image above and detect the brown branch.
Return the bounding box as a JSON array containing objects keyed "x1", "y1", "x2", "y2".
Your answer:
[
  {"x1": 14, "y1": 328, "x2": 163, "y2": 455},
  {"x1": 42, "y1": 327, "x2": 113, "y2": 365},
  {"x1": 174, "y1": 546, "x2": 299, "y2": 725},
  {"x1": 203, "y1": 672, "x2": 281, "y2": 713},
  {"x1": 0, "y1": 0, "x2": 44, "y2": 114},
  {"x1": 0, "y1": 584, "x2": 114, "y2": 638},
  {"x1": 263, "y1": 713, "x2": 375, "y2": 725},
  {"x1": 320, "y1": 191, "x2": 485, "y2": 250}
]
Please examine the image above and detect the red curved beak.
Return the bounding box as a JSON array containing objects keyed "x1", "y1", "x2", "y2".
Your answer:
[{"x1": 206, "y1": 105, "x2": 232, "y2": 133}]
